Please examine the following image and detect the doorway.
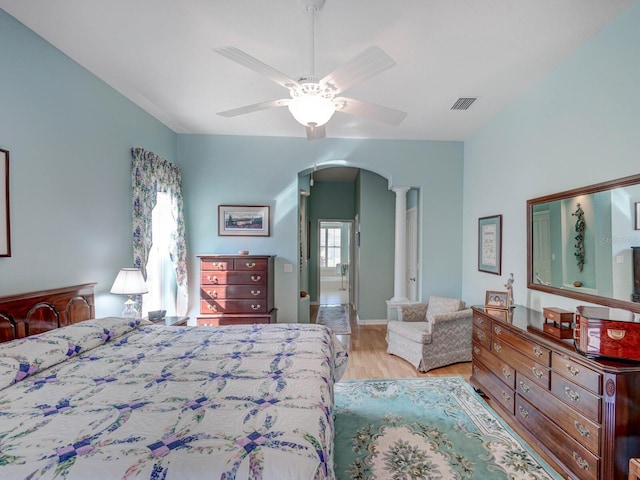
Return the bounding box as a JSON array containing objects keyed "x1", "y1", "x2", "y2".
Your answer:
[{"x1": 318, "y1": 220, "x2": 352, "y2": 306}]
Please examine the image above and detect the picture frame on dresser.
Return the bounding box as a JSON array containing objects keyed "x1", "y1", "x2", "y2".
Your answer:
[
  {"x1": 218, "y1": 205, "x2": 270, "y2": 237},
  {"x1": 0, "y1": 148, "x2": 10, "y2": 257},
  {"x1": 478, "y1": 214, "x2": 501, "y2": 275}
]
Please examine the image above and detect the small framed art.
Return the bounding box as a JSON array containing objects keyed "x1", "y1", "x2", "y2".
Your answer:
[
  {"x1": 635, "y1": 202, "x2": 640, "y2": 230},
  {"x1": 218, "y1": 205, "x2": 270, "y2": 237},
  {"x1": 485, "y1": 290, "x2": 510, "y2": 309},
  {"x1": 478, "y1": 214, "x2": 502, "y2": 275}
]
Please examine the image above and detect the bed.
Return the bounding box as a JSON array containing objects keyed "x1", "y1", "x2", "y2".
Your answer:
[{"x1": 0, "y1": 285, "x2": 348, "y2": 479}]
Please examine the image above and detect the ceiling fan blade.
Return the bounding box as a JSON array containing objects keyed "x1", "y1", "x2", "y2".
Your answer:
[
  {"x1": 335, "y1": 97, "x2": 407, "y2": 125},
  {"x1": 214, "y1": 47, "x2": 300, "y2": 90},
  {"x1": 320, "y1": 46, "x2": 396, "y2": 95},
  {"x1": 217, "y1": 99, "x2": 290, "y2": 118},
  {"x1": 306, "y1": 124, "x2": 326, "y2": 140}
]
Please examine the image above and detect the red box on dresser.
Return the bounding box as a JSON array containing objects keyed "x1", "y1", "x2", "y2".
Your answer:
[{"x1": 575, "y1": 306, "x2": 640, "y2": 362}]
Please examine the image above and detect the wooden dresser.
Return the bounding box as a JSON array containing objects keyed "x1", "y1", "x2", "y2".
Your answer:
[
  {"x1": 197, "y1": 254, "x2": 276, "y2": 326},
  {"x1": 470, "y1": 305, "x2": 640, "y2": 480}
]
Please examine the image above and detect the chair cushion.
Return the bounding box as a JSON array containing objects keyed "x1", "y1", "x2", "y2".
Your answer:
[
  {"x1": 387, "y1": 320, "x2": 432, "y2": 344},
  {"x1": 426, "y1": 296, "x2": 465, "y2": 323},
  {"x1": 399, "y1": 303, "x2": 428, "y2": 322}
]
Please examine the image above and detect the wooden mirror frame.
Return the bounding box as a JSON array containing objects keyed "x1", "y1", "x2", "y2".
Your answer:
[{"x1": 527, "y1": 173, "x2": 640, "y2": 314}]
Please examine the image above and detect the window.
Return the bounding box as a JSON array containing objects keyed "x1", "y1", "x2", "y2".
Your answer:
[
  {"x1": 320, "y1": 226, "x2": 341, "y2": 267},
  {"x1": 142, "y1": 192, "x2": 177, "y2": 317}
]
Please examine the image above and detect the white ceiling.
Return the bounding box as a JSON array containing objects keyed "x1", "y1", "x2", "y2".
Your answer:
[{"x1": 0, "y1": 0, "x2": 635, "y2": 141}]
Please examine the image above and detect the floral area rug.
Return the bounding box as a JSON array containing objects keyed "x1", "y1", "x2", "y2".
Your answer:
[
  {"x1": 316, "y1": 304, "x2": 351, "y2": 335},
  {"x1": 334, "y1": 377, "x2": 562, "y2": 480}
]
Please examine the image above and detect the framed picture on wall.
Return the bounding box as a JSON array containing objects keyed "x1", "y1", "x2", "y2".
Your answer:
[
  {"x1": 635, "y1": 202, "x2": 640, "y2": 230},
  {"x1": 478, "y1": 214, "x2": 502, "y2": 275},
  {"x1": 0, "y1": 148, "x2": 10, "y2": 257},
  {"x1": 218, "y1": 205, "x2": 270, "y2": 237}
]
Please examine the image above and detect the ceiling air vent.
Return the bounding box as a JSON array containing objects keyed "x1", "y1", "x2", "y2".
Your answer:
[{"x1": 451, "y1": 97, "x2": 477, "y2": 110}]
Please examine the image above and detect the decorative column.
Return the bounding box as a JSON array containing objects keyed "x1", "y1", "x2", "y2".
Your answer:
[{"x1": 386, "y1": 187, "x2": 411, "y2": 320}]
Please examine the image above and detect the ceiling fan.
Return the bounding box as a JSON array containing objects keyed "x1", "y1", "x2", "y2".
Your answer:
[{"x1": 213, "y1": 0, "x2": 407, "y2": 140}]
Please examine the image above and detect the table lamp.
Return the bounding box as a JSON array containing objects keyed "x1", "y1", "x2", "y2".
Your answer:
[{"x1": 110, "y1": 268, "x2": 148, "y2": 318}]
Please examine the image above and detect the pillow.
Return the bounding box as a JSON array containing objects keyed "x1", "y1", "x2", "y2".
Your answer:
[
  {"x1": 426, "y1": 296, "x2": 465, "y2": 323},
  {"x1": 0, "y1": 317, "x2": 143, "y2": 391},
  {"x1": 400, "y1": 303, "x2": 428, "y2": 322}
]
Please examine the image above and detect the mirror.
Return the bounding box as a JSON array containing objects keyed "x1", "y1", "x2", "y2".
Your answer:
[{"x1": 527, "y1": 173, "x2": 640, "y2": 313}]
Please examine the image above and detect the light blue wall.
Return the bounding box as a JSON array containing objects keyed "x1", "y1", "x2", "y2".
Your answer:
[
  {"x1": 0, "y1": 10, "x2": 177, "y2": 315},
  {"x1": 177, "y1": 135, "x2": 464, "y2": 322},
  {"x1": 462, "y1": 3, "x2": 640, "y2": 312},
  {"x1": 1, "y1": 9, "x2": 466, "y2": 322},
  {"x1": 357, "y1": 170, "x2": 395, "y2": 320}
]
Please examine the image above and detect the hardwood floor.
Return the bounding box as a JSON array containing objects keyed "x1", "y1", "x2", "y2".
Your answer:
[
  {"x1": 311, "y1": 304, "x2": 472, "y2": 381},
  {"x1": 313, "y1": 304, "x2": 565, "y2": 476}
]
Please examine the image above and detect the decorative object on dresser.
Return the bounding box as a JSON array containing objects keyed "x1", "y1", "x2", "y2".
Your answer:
[
  {"x1": 478, "y1": 214, "x2": 502, "y2": 275},
  {"x1": 471, "y1": 305, "x2": 640, "y2": 480},
  {"x1": 218, "y1": 205, "x2": 270, "y2": 236},
  {"x1": 0, "y1": 284, "x2": 95, "y2": 342},
  {"x1": 485, "y1": 290, "x2": 510, "y2": 308},
  {"x1": 0, "y1": 148, "x2": 10, "y2": 257},
  {"x1": 197, "y1": 254, "x2": 276, "y2": 325},
  {"x1": 542, "y1": 307, "x2": 574, "y2": 339},
  {"x1": 110, "y1": 268, "x2": 148, "y2": 318},
  {"x1": 574, "y1": 306, "x2": 640, "y2": 362}
]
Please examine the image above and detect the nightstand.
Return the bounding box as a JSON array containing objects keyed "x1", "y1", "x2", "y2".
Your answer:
[{"x1": 149, "y1": 316, "x2": 189, "y2": 326}]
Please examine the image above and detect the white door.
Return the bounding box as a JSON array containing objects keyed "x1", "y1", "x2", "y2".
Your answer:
[
  {"x1": 533, "y1": 210, "x2": 552, "y2": 284},
  {"x1": 406, "y1": 207, "x2": 418, "y2": 301}
]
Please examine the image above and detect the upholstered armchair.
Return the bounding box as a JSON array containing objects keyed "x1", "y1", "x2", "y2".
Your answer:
[{"x1": 386, "y1": 296, "x2": 473, "y2": 372}]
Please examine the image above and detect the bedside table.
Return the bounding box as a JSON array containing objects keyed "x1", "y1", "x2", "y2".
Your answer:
[{"x1": 149, "y1": 316, "x2": 189, "y2": 326}]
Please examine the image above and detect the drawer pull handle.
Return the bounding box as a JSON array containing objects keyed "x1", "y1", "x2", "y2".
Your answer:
[
  {"x1": 473, "y1": 365, "x2": 480, "y2": 375},
  {"x1": 207, "y1": 304, "x2": 218, "y2": 312},
  {"x1": 572, "y1": 452, "x2": 589, "y2": 470},
  {"x1": 566, "y1": 364, "x2": 580, "y2": 376},
  {"x1": 250, "y1": 290, "x2": 261, "y2": 296},
  {"x1": 494, "y1": 343, "x2": 502, "y2": 353},
  {"x1": 477, "y1": 331, "x2": 486, "y2": 341},
  {"x1": 519, "y1": 381, "x2": 530, "y2": 393},
  {"x1": 502, "y1": 367, "x2": 511, "y2": 379},
  {"x1": 607, "y1": 329, "x2": 626, "y2": 340},
  {"x1": 251, "y1": 275, "x2": 262, "y2": 282},
  {"x1": 207, "y1": 275, "x2": 219, "y2": 284},
  {"x1": 494, "y1": 326, "x2": 503, "y2": 335},
  {"x1": 477, "y1": 318, "x2": 484, "y2": 326},
  {"x1": 565, "y1": 387, "x2": 580, "y2": 403},
  {"x1": 473, "y1": 346, "x2": 481, "y2": 355},
  {"x1": 532, "y1": 367, "x2": 544, "y2": 379},
  {"x1": 250, "y1": 304, "x2": 261, "y2": 310},
  {"x1": 245, "y1": 262, "x2": 256, "y2": 268},
  {"x1": 501, "y1": 391, "x2": 511, "y2": 402},
  {"x1": 518, "y1": 406, "x2": 529, "y2": 418},
  {"x1": 574, "y1": 421, "x2": 590, "y2": 438},
  {"x1": 533, "y1": 346, "x2": 542, "y2": 357}
]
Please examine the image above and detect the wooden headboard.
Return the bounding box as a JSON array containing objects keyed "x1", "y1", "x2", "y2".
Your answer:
[{"x1": 0, "y1": 283, "x2": 96, "y2": 343}]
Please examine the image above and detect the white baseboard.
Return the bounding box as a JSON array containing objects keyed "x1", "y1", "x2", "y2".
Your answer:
[{"x1": 356, "y1": 318, "x2": 388, "y2": 325}]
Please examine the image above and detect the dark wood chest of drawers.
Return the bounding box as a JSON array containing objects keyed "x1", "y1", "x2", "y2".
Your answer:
[
  {"x1": 197, "y1": 254, "x2": 276, "y2": 326},
  {"x1": 471, "y1": 305, "x2": 640, "y2": 480}
]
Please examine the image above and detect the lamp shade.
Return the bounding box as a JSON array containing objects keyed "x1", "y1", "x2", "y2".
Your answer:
[
  {"x1": 288, "y1": 94, "x2": 335, "y2": 127},
  {"x1": 110, "y1": 268, "x2": 149, "y2": 295}
]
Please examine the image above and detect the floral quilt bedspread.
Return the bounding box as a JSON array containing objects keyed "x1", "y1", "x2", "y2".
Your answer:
[{"x1": 0, "y1": 318, "x2": 348, "y2": 479}]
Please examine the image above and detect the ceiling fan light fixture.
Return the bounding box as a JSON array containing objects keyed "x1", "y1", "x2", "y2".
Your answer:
[{"x1": 288, "y1": 94, "x2": 335, "y2": 127}]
